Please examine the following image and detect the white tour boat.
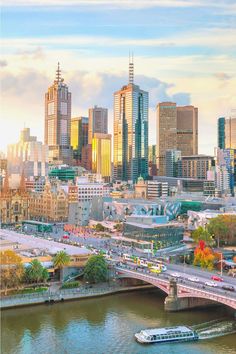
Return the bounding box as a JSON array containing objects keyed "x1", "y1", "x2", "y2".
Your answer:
[{"x1": 135, "y1": 325, "x2": 198, "y2": 344}]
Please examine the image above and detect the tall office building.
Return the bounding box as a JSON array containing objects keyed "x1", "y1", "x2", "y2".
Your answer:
[
  {"x1": 7, "y1": 128, "x2": 48, "y2": 178},
  {"x1": 71, "y1": 117, "x2": 88, "y2": 164},
  {"x1": 88, "y1": 106, "x2": 108, "y2": 144},
  {"x1": 45, "y1": 63, "x2": 72, "y2": 164},
  {"x1": 225, "y1": 116, "x2": 236, "y2": 149},
  {"x1": 92, "y1": 133, "x2": 111, "y2": 182},
  {"x1": 218, "y1": 117, "x2": 225, "y2": 149},
  {"x1": 156, "y1": 103, "x2": 198, "y2": 175},
  {"x1": 113, "y1": 58, "x2": 149, "y2": 182},
  {"x1": 177, "y1": 106, "x2": 198, "y2": 156},
  {"x1": 181, "y1": 155, "x2": 214, "y2": 179},
  {"x1": 148, "y1": 145, "x2": 157, "y2": 176},
  {"x1": 165, "y1": 149, "x2": 181, "y2": 177},
  {"x1": 156, "y1": 102, "x2": 177, "y2": 176}
]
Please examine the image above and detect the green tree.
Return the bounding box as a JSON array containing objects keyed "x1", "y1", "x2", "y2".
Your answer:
[
  {"x1": 192, "y1": 226, "x2": 214, "y2": 246},
  {"x1": 53, "y1": 251, "x2": 70, "y2": 282},
  {"x1": 84, "y1": 255, "x2": 108, "y2": 283},
  {"x1": 95, "y1": 223, "x2": 106, "y2": 232},
  {"x1": 24, "y1": 260, "x2": 49, "y2": 284},
  {"x1": 207, "y1": 217, "x2": 228, "y2": 247}
]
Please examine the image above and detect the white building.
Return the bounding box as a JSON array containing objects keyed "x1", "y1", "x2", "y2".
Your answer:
[
  {"x1": 76, "y1": 176, "x2": 110, "y2": 202},
  {"x1": 7, "y1": 128, "x2": 48, "y2": 178},
  {"x1": 147, "y1": 181, "x2": 168, "y2": 199}
]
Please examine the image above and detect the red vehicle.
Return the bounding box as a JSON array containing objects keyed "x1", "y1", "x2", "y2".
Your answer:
[
  {"x1": 63, "y1": 235, "x2": 69, "y2": 239},
  {"x1": 211, "y1": 275, "x2": 223, "y2": 282}
]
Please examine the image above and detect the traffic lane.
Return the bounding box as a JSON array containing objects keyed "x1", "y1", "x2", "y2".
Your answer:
[
  {"x1": 116, "y1": 264, "x2": 236, "y2": 298},
  {"x1": 165, "y1": 263, "x2": 236, "y2": 286}
]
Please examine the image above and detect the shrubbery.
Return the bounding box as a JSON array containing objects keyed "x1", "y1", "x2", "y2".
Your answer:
[{"x1": 61, "y1": 281, "x2": 80, "y2": 289}]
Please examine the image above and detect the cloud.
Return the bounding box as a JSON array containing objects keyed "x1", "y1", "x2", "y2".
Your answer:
[
  {"x1": 0, "y1": 60, "x2": 8, "y2": 67},
  {"x1": 3, "y1": 0, "x2": 236, "y2": 11},
  {"x1": 214, "y1": 72, "x2": 232, "y2": 81}
]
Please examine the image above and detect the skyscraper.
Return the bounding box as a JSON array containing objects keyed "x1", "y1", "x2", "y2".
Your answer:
[
  {"x1": 92, "y1": 133, "x2": 111, "y2": 182},
  {"x1": 113, "y1": 58, "x2": 148, "y2": 182},
  {"x1": 165, "y1": 149, "x2": 181, "y2": 177},
  {"x1": 177, "y1": 105, "x2": 198, "y2": 156},
  {"x1": 156, "y1": 102, "x2": 177, "y2": 176},
  {"x1": 71, "y1": 117, "x2": 88, "y2": 164},
  {"x1": 45, "y1": 63, "x2": 72, "y2": 164},
  {"x1": 225, "y1": 116, "x2": 236, "y2": 149},
  {"x1": 218, "y1": 117, "x2": 225, "y2": 149},
  {"x1": 88, "y1": 106, "x2": 108, "y2": 144},
  {"x1": 7, "y1": 128, "x2": 48, "y2": 178},
  {"x1": 156, "y1": 103, "x2": 198, "y2": 175}
]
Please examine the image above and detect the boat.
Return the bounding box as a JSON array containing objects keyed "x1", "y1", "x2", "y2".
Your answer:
[{"x1": 135, "y1": 325, "x2": 199, "y2": 344}]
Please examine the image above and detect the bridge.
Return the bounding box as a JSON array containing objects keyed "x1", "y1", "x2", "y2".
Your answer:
[{"x1": 115, "y1": 265, "x2": 236, "y2": 312}]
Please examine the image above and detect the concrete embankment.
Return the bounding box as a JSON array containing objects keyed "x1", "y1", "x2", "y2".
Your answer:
[{"x1": 0, "y1": 284, "x2": 155, "y2": 310}]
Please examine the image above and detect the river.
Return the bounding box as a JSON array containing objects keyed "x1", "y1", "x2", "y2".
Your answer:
[{"x1": 1, "y1": 289, "x2": 236, "y2": 354}]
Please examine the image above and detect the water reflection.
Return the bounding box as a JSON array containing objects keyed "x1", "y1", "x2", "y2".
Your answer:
[{"x1": 2, "y1": 290, "x2": 236, "y2": 354}]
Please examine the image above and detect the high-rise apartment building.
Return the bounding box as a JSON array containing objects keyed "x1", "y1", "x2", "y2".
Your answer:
[
  {"x1": 7, "y1": 128, "x2": 48, "y2": 178},
  {"x1": 88, "y1": 106, "x2": 108, "y2": 144},
  {"x1": 92, "y1": 133, "x2": 111, "y2": 182},
  {"x1": 165, "y1": 149, "x2": 181, "y2": 177},
  {"x1": 218, "y1": 117, "x2": 225, "y2": 149},
  {"x1": 113, "y1": 59, "x2": 148, "y2": 182},
  {"x1": 156, "y1": 103, "x2": 198, "y2": 175},
  {"x1": 71, "y1": 117, "x2": 88, "y2": 164},
  {"x1": 45, "y1": 63, "x2": 72, "y2": 164}
]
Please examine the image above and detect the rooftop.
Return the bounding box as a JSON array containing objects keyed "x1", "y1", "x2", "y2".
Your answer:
[{"x1": 0, "y1": 230, "x2": 91, "y2": 256}]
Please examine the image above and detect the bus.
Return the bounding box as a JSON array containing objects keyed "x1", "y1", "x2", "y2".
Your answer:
[{"x1": 22, "y1": 220, "x2": 53, "y2": 233}]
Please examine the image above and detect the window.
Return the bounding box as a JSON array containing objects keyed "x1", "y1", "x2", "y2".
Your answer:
[{"x1": 48, "y1": 102, "x2": 54, "y2": 115}]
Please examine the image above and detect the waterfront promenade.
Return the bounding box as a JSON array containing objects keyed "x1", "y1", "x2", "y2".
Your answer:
[{"x1": 0, "y1": 284, "x2": 154, "y2": 310}]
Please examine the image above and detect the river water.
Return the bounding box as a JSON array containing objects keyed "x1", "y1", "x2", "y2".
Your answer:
[{"x1": 1, "y1": 290, "x2": 236, "y2": 354}]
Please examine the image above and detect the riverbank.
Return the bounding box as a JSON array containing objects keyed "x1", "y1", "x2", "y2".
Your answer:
[{"x1": 0, "y1": 284, "x2": 155, "y2": 310}]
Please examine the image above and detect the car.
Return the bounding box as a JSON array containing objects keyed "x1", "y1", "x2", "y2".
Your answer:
[
  {"x1": 187, "y1": 276, "x2": 199, "y2": 282},
  {"x1": 222, "y1": 285, "x2": 235, "y2": 292},
  {"x1": 170, "y1": 272, "x2": 181, "y2": 278},
  {"x1": 211, "y1": 275, "x2": 223, "y2": 282},
  {"x1": 205, "y1": 281, "x2": 218, "y2": 287}
]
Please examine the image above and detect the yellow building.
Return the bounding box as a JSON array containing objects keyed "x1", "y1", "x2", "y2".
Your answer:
[
  {"x1": 0, "y1": 173, "x2": 29, "y2": 224},
  {"x1": 29, "y1": 180, "x2": 68, "y2": 222},
  {"x1": 92, "y1": 133, "x2": 111, "y2": 182}
]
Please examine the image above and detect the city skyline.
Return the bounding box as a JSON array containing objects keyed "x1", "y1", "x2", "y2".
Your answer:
[{"x1": 1, "y1": 0, "x2": 236, "y2": 154}]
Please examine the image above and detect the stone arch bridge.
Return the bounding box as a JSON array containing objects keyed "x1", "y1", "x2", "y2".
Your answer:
[{"x1": 115, "y1": 266, "x2": 236, "y2": 312}]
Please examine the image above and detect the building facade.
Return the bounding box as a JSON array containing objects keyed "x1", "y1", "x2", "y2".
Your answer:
[
  {"x1": 92, "y1": 133, "x2": 111, "y2": 182},
  {"x1": 218, "y1": 117, "x2": 225, "y2": 149},
  {"x1": 181, "y1": 155, "x2": 214, "y2": 179},
  {"x1": 29, "y1": 181, "x2": 68, "y2": 222},
  {"x1": 88, "y1": 106, "x2": 108, "y2": 144},
  {"x1": 165, "y1": 149, "x2": 181, "y2": 177},
  {"x1": 225, "y1": 116, "x2": 236, "y2": 149},
  {"x1": 113, "y1": 61, "x2": 148, "y2": 182},
  {"x1": 71, "y1": 117, "x2": 88, "y2": 164},
  {"x1": 148, "y1": 145, "x2": 157, "y2": 176},
  {"x1": 0, "y1": 173, "x2": 29, "y2": 224},
  {"x1": 7, "y1": 128, "x2": 48, "y2": 178},
  {"x1": 45, "y1": 63, "x2": 72, "y2": 164},
  {"x1": 156, "y1": 103, "x2": 198, "y2": 175}
]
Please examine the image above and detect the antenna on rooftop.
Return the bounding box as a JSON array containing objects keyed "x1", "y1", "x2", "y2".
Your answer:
[{"x1": 129, "y1": 52, "x2": 134, "y2": 84}]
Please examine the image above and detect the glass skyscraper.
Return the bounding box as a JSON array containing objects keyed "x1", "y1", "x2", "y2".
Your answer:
[
  {"x1": 113, "y1": 60, "x2": 148, "y2": 182},
  {"x1": 218, "y1": 117, "x2": 225, "y2": 149},
  {"x1": 71, "y1": 117, "x2": 88, "y2": 163}
]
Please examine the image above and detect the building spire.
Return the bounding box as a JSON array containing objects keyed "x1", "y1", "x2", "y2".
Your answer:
[
  {"x1": 129, "y1": 52, "x2": 134, "y2": 84},
  {"x1": 56, "y1": 62, "x2": 62, "y2": 82}
]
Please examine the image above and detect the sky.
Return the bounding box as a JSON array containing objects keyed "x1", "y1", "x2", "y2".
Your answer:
[{"x1": 1, "y1": 0, "x2": 236, "y2": 155}]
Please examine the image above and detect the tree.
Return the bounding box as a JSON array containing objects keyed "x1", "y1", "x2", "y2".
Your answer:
[
  {"x1": 53, "y1": 251, "x2": 70, "y2": 282},
  {"x1": 84, "y1": 255, "x2": 108, "y2": 283},
  {"x1": 24, "y1": 259, "x2": 49, "y2": 284},
  {"x1": 114, "y1": 223, "x2": 123, "y2": 232},
  {"x1": 95, "y1": 223, "x2": 106, "y2": 232},
  {"x1": 0, "y1": 250, "x2": 24, "y2": 294},
  {"x1": 207, "y1": 216, "x2": 229, "y2": 247},
  {"x1": 192, "y1": 226, "x2": 214, "y2": 246},
  {"x1": 193, "y1": 240, "x2": 215, "y2": 270}
]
